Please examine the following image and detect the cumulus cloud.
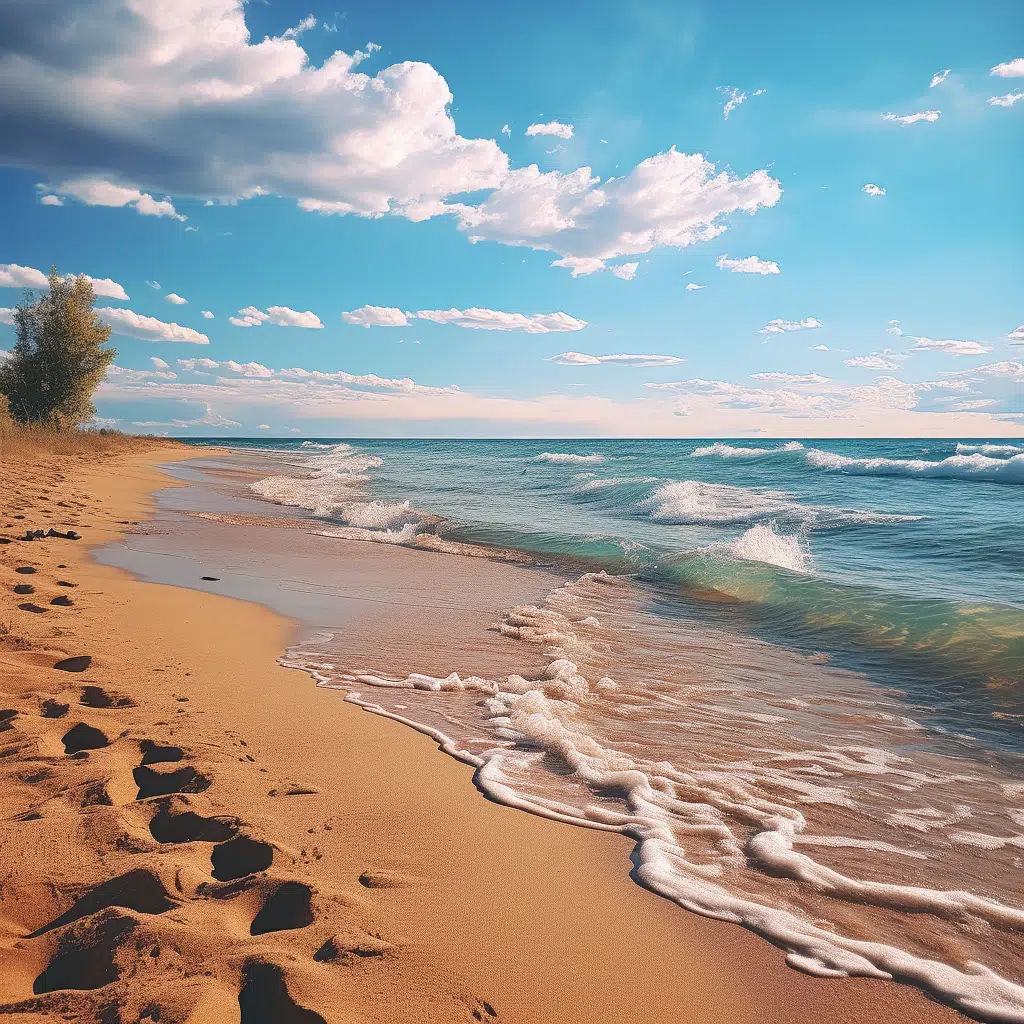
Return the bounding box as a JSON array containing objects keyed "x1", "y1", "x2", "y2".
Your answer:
[
  {"x1": 0, "y1": 1, "x2": 508, "y2": 222},
  {"x1": 863, "y1": 183, "x2": 886, "y2": 196},
  {"x1": 98, "y1": 307, "x2": 210, "y2": 344},
  {"x1": 501, "y1": 124, "x2": 511, "y2": 136},
  {"x1": 759, "y1": 317, "x2": 823, "y2": 335},
  {"x1": 134, "y1": 403, "x2": 241, "y2": 429},
  {"x1": 342, "y1": 305, "x2": 586, "y2": 333},
  {"x1": 342, "y1": 306, "x2": 410, "y2": 328},
  {"x1": 610, "y1": 262, "x2": 638, "y2": 281},
  {"x1": 39, "y1": 194, "x2": 62, "y2": 205},
  {"x1": 201, "y1": 310, "x2": 214, "y2": 319},
  {"x1": 165, "y1": 293, "x2": 187, "y2": 305},
  {"x1": 151, "y1": 357, "x2": 170, "y2": 370},
  {"x1": 845, "y1": 355, "x2": 900, "y2": 370},
  {"x1": 887, "y1": 319, "x2": 904, "y2": 336},
  {"x1": 685, "y1": 283, "x2": 705, "y2": 291},
  {"x1": 227, "y1": 305, "x2": 322, "y2": 328},
  {"x1": 548, "y1": 351, "x2": 684, "y2": 367},
  {"x1": 930, "y1": 69, "x2": 951, "y2": 88},
  {"x1": 716, "y1": 254, "x2": 780, "y2": 275},
  {"x1": 47, "y1": 178, "x2": 186, "y2": 220},
  {"x1": 990, "y1": 58, "x2": 1024, "y2": 78},
  {"x1": 989, "y1": 92, "x2": 1024, "y2": 107},
  {"x1": 718, "y1": 86, "x2": 765, "y2": 119},
  {"x1": 909, "y1": 336, "x2": 992, "y2": 355},
  {"x1": 881, "y1": 110, "x2": 940, "y2": 125},
  {"x1": 0, "y1": 262, "x2": 129, "y2": 300},
  {"x1": 525, "y1": 121, "x2": 574, "y2": 139},
  {"x1": 452, "y1": 150, "x2": 781, "y2": 262},
  {"x1": 1008, "y1": 325, "x2": 1024, "y2": 343}
]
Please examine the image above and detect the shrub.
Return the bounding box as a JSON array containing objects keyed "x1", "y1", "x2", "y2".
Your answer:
[{"x1": 0, "y1": 268, "x2": 116, "y2": 429}]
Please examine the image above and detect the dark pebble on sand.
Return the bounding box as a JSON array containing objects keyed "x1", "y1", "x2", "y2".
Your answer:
[{"x1": 15, "y1": 567, "x2": 36, "y2": 574}]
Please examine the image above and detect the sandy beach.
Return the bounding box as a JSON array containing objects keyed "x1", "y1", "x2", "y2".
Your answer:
[{"x1": 0, "y1": 439, "x2": 964, "y2": 1023}]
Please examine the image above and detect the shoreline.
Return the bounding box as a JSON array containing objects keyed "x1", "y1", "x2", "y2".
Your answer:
[{"x1": 0, "y1": 442, "x2": 962, "y2": 1023}]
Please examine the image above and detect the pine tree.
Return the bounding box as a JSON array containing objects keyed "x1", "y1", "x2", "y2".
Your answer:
[{"x1": 0, "y1": 267, "x2": 116, "y2": 428}]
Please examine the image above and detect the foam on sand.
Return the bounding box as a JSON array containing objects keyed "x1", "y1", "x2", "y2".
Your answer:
[{"x1": 283, "y1": 571, "x2": 1024, "y2": 1022}]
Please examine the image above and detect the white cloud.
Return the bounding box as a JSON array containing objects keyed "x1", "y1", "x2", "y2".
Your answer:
[
  {"x1": 685, "y1": 283, "x2": 705, "y2": 291},
  {"x1": 0, "y1": 309, "x2": 14, "y2": 325},
  {"x1": 750, "y1": 372, "x2": 830, "y2": 384},
  {"x1": 0, "y1": 1, "x2": 508, "y2": 221},
  {"x1": 266, "y1": 305, "x2": 323, "y2": 328},
  {"x1": 342, "y1": 305, "x2": 585, "y2": 333},
  {"x1": 501, "y1": 124, "x2": 511, "y2": 136},
  {"x1": 343, "y1": 305, "x2": 410, "y2": 328},
  {"x1": 550, "y1": 257, "x2": 608, "y2": 278},
  {"x1": 988, "y1": 92, "x2": 1024, "y2": 108},
  {"x1": 759, "y1": 317, "x2": 823, "y2": 335},
  {"x1": 134, "y1": 403, "x2": 241, "y2": 429},
  {"x1": 412, "y1": 308, "x2": 587, "y2": 333},
  {"x1": 201, "y1": 310, "x2": 214, "y2": 319},
  {"x1": 929, "y1": 69, "x2": 951, "y2": 88},
  {"x1": 863, "y1": 183, "x2": 886, "y2": 196},
  {"x1": 453, "y1": 149, "x2": 781, "y2": 262},
  {"x1": 98, "y1": 307, "x2": 210, "y2": 344},
  {"x1": 909, "y1": 336, "x2": 992, "y2": 355},
  {"x1": 952, "y1": 361, "x2": 1024, "y2": 377},
  {"x1": 881, "y1": 110, "x2": 940, "y2": 125},
  {"x1": 1008, "y1": 325, "x2": 1024, "y2": 343},
  {"x1": 258, "y1": 424, "x2": 271, "y2": 429},
  {"x1": 990, "y1": 58, "x2": 1024, "y2": 78},
  {"x1": 525, "y1": 121, "x2": 574, "y2": 139},
  {"x1": 281, "y1": 14, "x2": 317, "y2": 39},
  {"x1": 226, "y1": 305, "x2": 321, "y2": 329},
  {"x1": 165, "y1": 293, "x2": 188, "y2": 305},
  {"x1": 151, "y1": 357, "x2": 170, "y2": 370},
  {"x1": 40, "y1": 194, "x2": 63, "y2": 206},
  {"x1": 810, "y1": 344, "x2": 830, "y2": 351},
  {"x1": 887, "y1": 319, "x2": 904, "y2": 336},
  {"x1": 147, "y1": 280, "x2": 161, "y2": 290},
  {"x1": 0, "y1": 262, "x2": 129, "y2": 300},
  {"x1": 548, "y1": 351, "x2": 684, "y2": 367},
  {"x1": 610, "y1": 262, "x2": 638, "y2": 281},
  {"x1": 718, "y1": 86, "x2": 765, "y2": 119},
  {"x1": 49, "y1": 177, "x2": 186, "y2": 220},
  {"x1": 229, "y1": 306, "x2": 270, "y2": 328},
  {"x1": 845, "y1": 355, "x2": 900, "y2": 370},
  {"x1": 716, "y1": 254, "x2": 780, "y2": 275}
]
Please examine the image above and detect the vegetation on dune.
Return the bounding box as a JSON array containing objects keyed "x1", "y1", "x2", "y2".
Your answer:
[{"x1": 0, "y1": 267, "x2": 116, "y2": 430}]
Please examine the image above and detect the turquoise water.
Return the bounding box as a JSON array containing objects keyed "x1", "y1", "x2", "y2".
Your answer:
[{"x1": 185, "y1": 436, "x2": 1024, "y2": 747}]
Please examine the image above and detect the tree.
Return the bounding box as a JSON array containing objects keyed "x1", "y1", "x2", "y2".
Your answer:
[{"x1": 0, "y1": 268, "x2": 116, "y2": 429}]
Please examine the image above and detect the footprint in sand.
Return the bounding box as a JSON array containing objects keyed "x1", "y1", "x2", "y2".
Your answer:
[
  {"x1": 13, "y1": 583, "x2": 35, "y2": 595},
  {"x1": 50, "y1": 595, "x2": 74, "y2": 607},
  {"x1": 211, "y1": 836, "x2": 274, "y2": 881},
  {"x1": 19, "y1": 603, "x2": 48, "y2": 613},
  {"x1": 14, "y1": 566, "x2": 37, "y2": 575},
  {"x1": 80, "y1": 685, "x2": 136, "y2": 709},
  {"x1": 53, "y1": 655, "x2": 92, "y2": 673},
  {"x1": 62, "y1": 723, "x2": 111, "y2": 755},
  {"x1": 237, "y1": 960, "x2": 326, "y2": 1024}
]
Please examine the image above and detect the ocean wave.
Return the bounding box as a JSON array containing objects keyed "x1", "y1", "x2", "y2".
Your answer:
[
  {"x1": 700, "y1": 523, "x2": 811, "y2": 573},
  {"x1": 533, "y1": 452, "x2": 605, "y2": 464},
  {"x1": 643, "y1": 479, "x2": 920, "y2": 529},
  {"x1": 806, "y1": 448, "x2": 1024, "y2": 484},
  {"x1": 691, "y1": 440, "x2": 805, "y2": 458},
  {"x1": 957, "y1": 442, "x2": 1024, "y2": 457}
]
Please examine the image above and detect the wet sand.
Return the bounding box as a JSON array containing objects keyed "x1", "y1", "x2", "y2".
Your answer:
[{"x1": 0, "y1": 441, "x2": 960, "y2": 1023}]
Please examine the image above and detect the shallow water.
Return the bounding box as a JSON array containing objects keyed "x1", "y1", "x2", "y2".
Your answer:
[{"x1": 162, "y1": 438, "x2": 1024, "y2": 1020}]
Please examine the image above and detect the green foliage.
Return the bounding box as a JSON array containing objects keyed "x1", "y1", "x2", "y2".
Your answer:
[{"x1": 0, "y1": 267, "x2": 116, "y2": 429}]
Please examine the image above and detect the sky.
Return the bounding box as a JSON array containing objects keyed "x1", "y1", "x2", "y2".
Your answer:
[{"x1": 0, "y1": 0, "x2": 1021, "y2": 438}]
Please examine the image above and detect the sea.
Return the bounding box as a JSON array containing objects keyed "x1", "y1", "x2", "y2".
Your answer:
[{"x1": 177, "y1": 436, "x2": 1024, "y2": 1021}]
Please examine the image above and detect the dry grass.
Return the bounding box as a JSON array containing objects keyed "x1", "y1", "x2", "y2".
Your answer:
[{"x1": 0, "y1": 418, "x2": 177, "y2": 463}]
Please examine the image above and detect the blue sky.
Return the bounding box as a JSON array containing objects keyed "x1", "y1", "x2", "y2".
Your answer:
[{"x1": 0, "y1": 0, "x2": 1021, "y2": 436}]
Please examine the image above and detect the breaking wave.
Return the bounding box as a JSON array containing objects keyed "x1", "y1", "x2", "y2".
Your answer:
[{"x1": 805, "y1": 449, "x2": 1024, "y2": 484}]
